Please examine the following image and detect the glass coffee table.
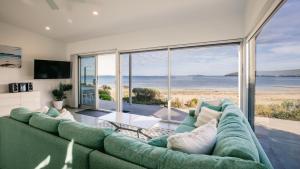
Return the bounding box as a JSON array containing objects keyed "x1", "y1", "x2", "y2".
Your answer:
[{"x1": 98, "y1": 112, "x2": 161, "y2": 139}]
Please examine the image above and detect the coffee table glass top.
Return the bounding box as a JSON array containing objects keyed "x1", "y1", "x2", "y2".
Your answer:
[{"x1": 98, "y1": 112, "x2": 161, "y2": 129}]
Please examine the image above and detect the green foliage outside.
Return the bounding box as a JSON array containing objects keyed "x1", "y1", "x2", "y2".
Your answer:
[
  {"x1": 99, "y1": 85, "x2": 112, "y2": 101},
  {"x1": 256, "y1": 100, "x2": 300, "y2": 121},
  {"x1": 185, "y1": 98, "x2": 198, "y2": 108},
  {"x1": 171, "y1": 98, "x2": 183, "y2": 108},
  {"x1": 52, "y1": 83, "x2": 72, "y2": 101},
  {"x1": 124, "y1": 87, "x2": 300, "y2": 121},
  {"x1": 123, "y1": 88, "x2": 166, "y2": 105}
]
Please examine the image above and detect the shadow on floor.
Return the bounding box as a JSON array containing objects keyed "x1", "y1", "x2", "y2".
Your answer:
[{"x1": 255, "y1": 125, "x2": 300, "y2": 169}]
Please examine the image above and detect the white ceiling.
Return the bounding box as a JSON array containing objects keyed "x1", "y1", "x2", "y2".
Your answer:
[{"x1": 0, "y1": 0, "x2": 255, "y2": 42}]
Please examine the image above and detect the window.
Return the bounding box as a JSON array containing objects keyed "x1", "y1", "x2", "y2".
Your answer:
[
  {"x1": 170, "y1": 45, "x2": 239, "y2": 121},
  {"x1": 121, "y1": 50, "x2": 169, "y2": 119},
  {"x1": 98, "y1": 53, "x2": 116, "y2": 111},
  {"x1": 120, "y1": 44, "x2": 240, "y2": 122},
  {"x1": 255, "y1": 0, "x2": 300, "y2": 123},
  {"x1": 255, "y1": 0, "x2": 300, "y2": 168}
]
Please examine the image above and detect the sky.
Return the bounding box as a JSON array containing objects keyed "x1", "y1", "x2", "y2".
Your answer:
[
  {"x1": 82, "y1": 0, "x2": 299, "y2": 76},
  {"x1": 256, "y1": 0, "x2": 300, "y2": 71}
]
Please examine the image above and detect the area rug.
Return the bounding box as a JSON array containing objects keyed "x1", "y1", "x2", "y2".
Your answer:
[{"x1": 75, "y1": 109, "x2": 111, "y2": 117}]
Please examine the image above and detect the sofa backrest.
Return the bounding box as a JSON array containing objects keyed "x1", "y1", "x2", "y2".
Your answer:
[
  {"x1": 58, "y1": 120, "x2": 113, "y2": 151},
  {"x1": 215, "y1": 99, "x2": 274, "y2": 169},
  {"x1": 0, "y1": 117, "x2": 92, "y2": 169},
  {"x1": 103, "y1": 132, "x2": 268, "y2": 169}
]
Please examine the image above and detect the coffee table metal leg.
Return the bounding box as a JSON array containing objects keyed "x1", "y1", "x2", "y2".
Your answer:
[
  {"x1": 107, "y1": 121, "x2": 152, "y2": 139},
  {"x1": 137, "y1": 128, "x2": 152, "y2": 139},
  {"x1": 107, "y1": 121, "x2": 121, "y2": 131}
]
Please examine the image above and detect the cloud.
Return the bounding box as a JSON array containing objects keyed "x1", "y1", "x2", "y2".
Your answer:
[{"x1": 270, "y1": 43, "x2": 300, "y2": 55}]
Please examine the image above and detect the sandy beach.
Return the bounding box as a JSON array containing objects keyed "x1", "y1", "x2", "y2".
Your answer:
[{"x1": 112, "y1": 87, "x2": 300, "y2": 106}]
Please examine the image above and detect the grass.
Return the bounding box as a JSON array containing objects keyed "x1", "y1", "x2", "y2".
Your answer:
[
  {"x1": 123, "y1": 87, "x2": 300, "y2": 121},
  {"x1": 256, "y1": 100, "x2": 300, "y2": 121}
]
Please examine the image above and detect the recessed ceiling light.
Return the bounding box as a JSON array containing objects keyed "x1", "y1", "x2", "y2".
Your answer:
[
  {"x1": 92, "y1": 11, "x2": 98, "y2": 16},
  {"x1": 45, "y1": 26, "x2": 51, "y2": 30},
  {"x1": 67, "y1": 19, "x2": 73, "y2": 23}
]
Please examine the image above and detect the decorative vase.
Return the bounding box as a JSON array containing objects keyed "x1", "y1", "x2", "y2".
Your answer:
[{"x1": 53, "y1": 100, "x2": 64, "y2": 110}]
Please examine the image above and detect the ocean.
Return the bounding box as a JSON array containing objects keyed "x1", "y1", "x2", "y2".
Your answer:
[{"x1": 80, "y1": 76, "x2": 300, "y2": 89}]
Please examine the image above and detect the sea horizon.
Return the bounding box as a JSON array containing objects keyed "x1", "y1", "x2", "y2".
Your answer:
[{"x1": 80, "y1": 75, "x2": 300, "y2": 90}]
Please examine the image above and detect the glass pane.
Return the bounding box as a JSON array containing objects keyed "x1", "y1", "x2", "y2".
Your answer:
[
  {"x1": 97, "y1": 53, "x2": 116, "y2": 111},
  {"x1": 170, "y1": 45, "x2": 239, "y2": 121},
  {"x1": 121, "y1": 50, "x2": 169, "y2": 119},
  {"x1": 79, "y1": 56, "x2": 96, "y2": 107},
  {"x1": 255, "y1": 0, "x2": 300, "y2": 168}
]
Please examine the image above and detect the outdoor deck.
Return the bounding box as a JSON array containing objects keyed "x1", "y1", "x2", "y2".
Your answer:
[{"x1": 255, "y1": 117, "x2": 300, "y2": 169}]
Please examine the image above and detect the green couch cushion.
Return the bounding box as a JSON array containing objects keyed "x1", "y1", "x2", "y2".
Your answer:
[
  {"x1": 158, "y1": 149, "x2": 268, "y2": 169},
  {"x1": 181, "y1": 115, "x2": 196, "y2": 127},
  {"x1": 104, "y1": 133, "x2": 168, "y2": 169},
  {"x1": 0, "y1": 117, "x2": 92, "y2": 169},
  {"x1": 220, "y1": 99, "x2": 234, "y2": 112},
  {"x1": 89, "y1": 150, "x2": 147, "y2": 169},
  {"x1": 10, "y1": 107, "x2": 34, "y2": 123},
  {"x1": 201, "y1": 101, "x2": 222, "y2": 112},
  {"x1": 148, "y1": 135, "x2": 168, "y2": 147},
  {"x1": 46, "y1": 107, "x2": 60, "y2": 117},
  {"x1": 58, "y1": 121, "x2": 113, "y2": 150},
  {"x1": 213, "y1": 112, "x2": 260, "y2": 162},
  {"x1": 175, "y1": 124, "x2": 195, "y2": 133},
  {"x1": 29, "y1": 113, "x2": 63, "y2": 134}
]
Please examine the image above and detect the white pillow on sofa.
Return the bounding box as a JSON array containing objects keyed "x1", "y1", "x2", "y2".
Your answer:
[
  {"x1": 195, "y1": 107, "x2": 222, "y2": 127},
  {"x1": 56, "y1": 108, "x2": 75, "y2": 121},
  {"x1": 167, "y1": 120, "x2": 217, "y2": 154},
  {"x1": 194, "y1": 99, "x2": 221, "y2": 117}
]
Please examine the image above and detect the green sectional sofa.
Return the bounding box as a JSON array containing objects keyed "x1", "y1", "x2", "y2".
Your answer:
[{"x1": 0, "y1": 100, "x2": 273, "y2": 169}]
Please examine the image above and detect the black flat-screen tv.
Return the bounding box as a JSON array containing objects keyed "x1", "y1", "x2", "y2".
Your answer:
[{"x1": 34, "y1": 59, "x2": 71, "y2": 79}]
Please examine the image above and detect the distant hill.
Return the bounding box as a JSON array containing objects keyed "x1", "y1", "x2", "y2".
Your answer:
[{"x1": 225, "y1": 69, "x2": 300, "y2": 77}]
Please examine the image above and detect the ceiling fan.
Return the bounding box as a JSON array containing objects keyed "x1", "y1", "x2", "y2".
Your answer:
[{"x1": 45, "y1": 0, "x2": 86, "y2": 10}]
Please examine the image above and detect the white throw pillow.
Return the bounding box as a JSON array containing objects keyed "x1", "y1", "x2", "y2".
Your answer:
[
  {"x1": 194, "y1": 99, "x2": 221, "y2": 117},
  {"x1": 194, "y1": 107, "x2": 222, "y2": 127},
  {"x1": 34, "y1": 106, "x2": 49, "y2": 113},
  {"x1": 56, "y1": 108, "x2": 75, "y2": 121},
  {"x1": 194, "y1": 99, "x2": 203, "y2": 117},
  {"x1": 167, "y1": 120, "x2": 217, "y2": 154}
]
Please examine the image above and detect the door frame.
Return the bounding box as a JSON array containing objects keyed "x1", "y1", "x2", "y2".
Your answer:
[
  {"x1": 77, "y1": 50, "x2": 119, "y2": 111},
  {"x1": 78, "y1": 55, "x2": 97, "y2": 109}
]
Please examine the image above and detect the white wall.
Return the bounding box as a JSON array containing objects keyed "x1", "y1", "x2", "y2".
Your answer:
[{"x1": 0, "y1": 21, "x2": 67, "y2": 107}]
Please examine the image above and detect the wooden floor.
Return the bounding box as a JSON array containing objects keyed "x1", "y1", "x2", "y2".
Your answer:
[{"x1": 255, "y1": 117, "x2": 300, "y2": 169}]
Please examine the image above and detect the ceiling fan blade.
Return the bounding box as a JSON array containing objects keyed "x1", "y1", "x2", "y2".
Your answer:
[{"x1": 46, "y1": 0, "x2": 59, "y2": 10}]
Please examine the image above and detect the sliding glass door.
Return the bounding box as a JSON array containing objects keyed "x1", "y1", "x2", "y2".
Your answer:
[
  {"x1": 79, "y1": 55, "x2": 97, "y2": 108},
  {"x1": 121, "y1": 50, "x2": 169, "y2": 119},
  {"x1": 97, "y1": 53, "x2": 117, "y2": 111},
  {"x1": 78, "y1": 53, "x2": 117, "y2": 111}
]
